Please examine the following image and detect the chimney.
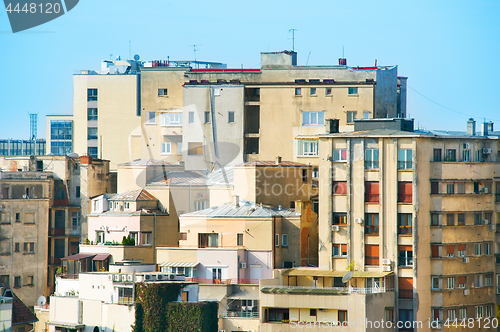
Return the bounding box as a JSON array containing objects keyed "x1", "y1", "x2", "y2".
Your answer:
[
  {"x1": 338, "y1": 58, "x2": 347, "y2": 65},
  {"x1": 232, "y1": 195, "x2": 239, "y2": 207},
  {"x1": 275, "y1": 156, "x2": 282, "y2": 165},
  {"x1": 467, "y1": 118, "x2": 476, "y2": 136},
  {"x1": 482, "y1": 122, "x2": 489, "y2": 137},
  {"x1": 488, "y1": 121, "x2": 494, "y2": 132}
]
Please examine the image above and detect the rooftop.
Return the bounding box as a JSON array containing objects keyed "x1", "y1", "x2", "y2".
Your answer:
[
  {"x1": 148, "y1": 170, "x2": 206, "y2": 186},
  {"x1": 234, "y1": 160, "x2": 310, "y2": 167},
  {"x1": 181, "y1": 201, "x2": 300, "y2": 218},
  {"x1": 110, "y1": 188, "x2": 157, "y2": 202}
]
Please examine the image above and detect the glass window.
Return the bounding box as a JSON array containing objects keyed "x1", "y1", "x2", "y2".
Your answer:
[
  {"x1": 348, "y1": 87, "x2": 358, "y2": 95},
  {"x1": 398, "y1": 149, "x2": 412, "y2": 169},
  {"x1": 237, "y1": 233, "x2": 243, "y2": 246},
  {"x1": 332, "y1": 149, "x2": 347, "y2": 161},
  {"x1": 204, "y1": 111, "x2": 210, "y2": 124},
  {"x1": 398, "y1": 214, "x2": 412, "y2": 234},
  {"x1": 87, "y1": 108, "x2": 98, "y2": 121},
  {"x1": 188, "y1": 111, "x2": 194, "y2": 123},
  {"x1": 142, "y1": 232, "x2": 152, "y2": 245},
  {"x1": 445, "y1": 149, "x2": 456, "y2": 161},
  {"x1": 87, "y1": 147, "x2": 98, "y2": 158},
  {"x1": 457, "y1": 213, "x2": 465, "y2": 226},
  {"x1": 433, "y1": 148, "x2": 442, "y2": 161},
  {"x1": 474, "y1": 243, "x2": 482, "y2": 256},
  {"x1": 432, "y1": 277, "x2": 440, "y2": 290},
  {"x1": 447, "y1": 277, "x2": 455, "y2": 289},
  {"x1": 365, "y1": 213, "x2": 379, "y2": 234},
  {"x1": 310, "y1": 88, "x2": 316, "y2": 96},
  {"x1": 332, "y1": 213, "x2": 347, "y2": 225},
  {"x1": 365, "y1": 149, "x2": 379, "y2": 169},
  {"x1": 161, "y1": 112, "x2": 182, "y2": 126},
  {"x1": 347, "y1": 111, "x2": 357, "y2": 123},
  {"x1": 147, "y1": 112, "x2": 156, "y2": 124},
  {"x1": 363, "y1": 111, "x2": 370, "y2": 119},
  {"x1": 158, "y1": 88, "x2": 168, "y2": 96},
  {"x1": 228, "y1": 111, "x2": 235, "y2": 123},
  {"x1": 463, "y1": 149, "x2": 471, "y2": 162},
  {"x1": 87, "y1": 128, "x2": 98, "y2": 140},
  {"x1": 458, "y1": 308, "x2": 467, "y2": 320},
  {"x1": 446, "y1": 183, "x2": 455, "y2": 194},
  {"x1": 431, "y1": 214, "x2": 440, "y2": 226},
  {"x1": 161, "y1": 142, "x2": 171, "y2": 155},
  {"x1": 282, "y1": 234, "x2": 288, "y2": 247},
  {"x1": 302, "y1": 112, "x2": 325, "y2": 126},
  {"x1": 325, "y1": 88, "x2": 332, "y2": 96},
  {"x1": 87, "y1": 88, "x2": 97, "y2": 101},
  {"x1": 295, "y1": 88, "x2": 301, "y2": 95},
  {"x1": 297, "y1": 140, "x2": 318, "y2": 157}
]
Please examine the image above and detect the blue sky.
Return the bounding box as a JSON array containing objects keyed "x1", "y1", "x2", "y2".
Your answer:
[{"x1": 1, "y1": 0, "x2": 499, "y2": 139}]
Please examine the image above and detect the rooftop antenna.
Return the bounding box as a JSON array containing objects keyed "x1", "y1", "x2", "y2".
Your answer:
[
  {"x1": 28, "y1": 112, "x2": 38, "y2": 155},
  {"x1": 306, "y1": 50, "x2": 311, "y2": 66},
  {"x1": 289, "y1": 28, "x2": 297, "y2": 52}
]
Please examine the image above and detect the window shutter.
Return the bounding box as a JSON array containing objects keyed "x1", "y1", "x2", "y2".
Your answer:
[
  {"x1": 458, "y1": 276, "x2": 466, "y2": 284},
  {"x1": 398, "y1": 245, "x2": 412, "y2": 252},
  {"x1": 458, "y1": 244, "x2": 466, "y2": 251},
  {"x1": 431, "y1": 245, "x2": 440, "y2": 258},
  {"x1": 447, "y1": 245, "x2": 455, "y2": 255}
]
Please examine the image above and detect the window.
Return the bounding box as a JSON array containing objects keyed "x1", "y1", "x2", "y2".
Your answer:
[
  {"x1": 348, "y1": 87, "x2": 358, "y2": 95},
  {"x1": 26, "y1": 275, "x2": 34, "y2": 286},
  {"x1": 15, "y1": 213, "x2": 20, "y2": 222},
  {"x1": 398, "y1": 182, "x2": 412, "y2": 203},
  {"x1": 158, "y1": 88, "x2": 168, "y2": 96},
  {"x1": 88, "y1": 147, "x2": 98, "y2": 158},
  {"x1": 365, "y1": 182, "x2": 379, "y2": 203},
  {"x1": 118, "y1": 287, "x2": 133, "y2": 304},
  {"x1": 297, "y1": 140, "x2": 318, "y2": 156},
  {"x1": 485, "y1": 275, "x2": 493, "y2": 286},
  {"x1": 385, "y1": 308, "x2": 395, "y2": 322},
  {"x1": 431, "y1": 214, "x2": 440, "y2": 226},
  {"x1": 325, "y1": 88, "x2": 332, "y2": 96},
  {"x1": 433, "y1": 148, "x2": 442, "y2": 161},
  {"x1": 14, "y1": 243, "x2": 20, "y2": 253},
  {"x1": 87, "y1": 88, "x2": 97, "y2": 101},
  {"x1": 458, "y1": 308, "x2": 467, "y2": 320},
  {"x1": 486, "y1": 305, "x2": 492, "y2": 317},
  {"x1": 268, "y1": 308, "x2": 289, "y2": 322},
  {"x1": 447, "y1": 277, "x2": 455, "y2": 289},
  {"x1": 446, "y1": 244, "x2": 454, "y2": 257},
  {"x1": 332, "y1": 182, "x2": 347, "y2": 195},
  {"x1": 365, "y1": 214, "x2": 379, "y2": 234},
  {"x1": 457, "y1": 182, "x2": 465, "y2": 194},
  {"x1": 474, "y1": 243, "x2": 482, "y2": 256},
  {"x1": 458, "y1": 276, "x2": 466, "y2": 289},
  {"x1": 204, "y1": 111, "x2": 210, "y2": 124},
  {"x1": 432, "y1": 277, "x2": 441, "y2": 290},
  {"x1": 237, "y1": 233, "x2": 243, "y2": 246},
  {"x1": 161, "y1": 142, "x2": 171, "y2": 155},
  {"x1": 484, "y1": 212, "x2": 492, "y2": 224},
  {"x1": 295, "y1": 88, "x2": 301, "y2": 95},
  {"x1": 283, "y1": 261, "x2": 293, "y2": 268},
  {"x1": 398, "y1": 277, "x2": 413, "y2": 299},
  {"x1": 448, "y1": 309, "x2": 456, "y2": 321},
  {"x1": 363, "y1": 111, "x2": 370, "y2": 119},
  {"x1": 398, "y1": 149, "x2": 412, "y2": 169},
  {"x1": 282, "y1": 234, "x2": 288, "y2": 247},
  {"x1": 177, "y1": 142, "x2": 182, "y2": 155},
  {"x1": 310, "y1": 88, "x2": 317, "y2": 96},
  {"x1": 188, "y1": 111, "x2": 194, "y2": 123},
  {"x1": 23, "y1": 242, "x2": 34, "y2": 254},
  {"x1": 275, "y1": 234, "x2": 279, "y2": 247},
  {"x1": 332, "y1": 149, "x2": 347, "y2": 161},
  {"x1": 338, "y1": 310, "x2": 348, "y2": 325},
  {"x1": 463, "y1": 149, "x2": 471, "y2": 162},
  {"x1": 146, "y1": 112, "x2": 156, "y2": 124},
  {"x1": 88, "y1": 108, "x2": 98, "y2": 121},
  {"x1": 333, "y1": 244, "x2": 347, "y2": 257},
  {"x1": 302, "y1": 112, "x2": 325, "y2": 126},
  {"x1": 431, "y1": 245, "x2": 441, "y2": 258},
  {"x1": 347, "y1": 111, "x2": 357, "y2": 123},
  {"x1": 474, "y1": 213, "x2": 482, "y2": 225},
  {"x1": 142, "y1": 232, "x2": 152, "y2": 245},
  {"x1": 475, "y1": 306, "x2": 483, "y2": 319},
  {"x1": 303, "y1": 169, "x2": 308, "y2": 183},
  {"x1": 398, "y1": 246, "x2": 413, "y2": 266},
  {"x1": 88, "y1": 128, "x2": 98, "y2": 140},
  {"x1": 474, "y1": 275, "x2": 483, "y2": 287},
  {"x1": 398, "y1": 214, "x2": 412, "y2": 234},
  {"x1": 310, "y1": 309, "x2": 317, "y2": 316},
  {"x1": 457, "y1": 244, "x2": 466, "y2": 257},
  {"x1": 14, "y1": 276, "x2": 21, "y2": 288},
  {"x1": 180, "y1": 233, "x2": 187, "y2": 241},
  {"x1": 457, "y1": 213, "x2": 465, "y2": 226},
  {"x1": 213, "y1": 88, "x2": 220, "y2": 96},
  {"x1": 431, "y1": 182, "x2": 439, "y2": 194},
  {"x1": 445, "y1": 149, "x2": 456, "y2": 161},
  {"x1": 96, "y1": 231, "x2": 105, "y2": 244},
  {"x1": 130, "y1": 232, "x2": 138, "y2": 245},
  {"x1": 161, "y1": 112, "x2": 182, "y2": 126},
  {"x1": 198, "y1": 233, "x2": 218, "y2": 248},
  {"x1": 333, "y1": 213, "x2": 347, "y2": 225},
  {"x1": 446, "y1": 214, "x2": 454, "y2": 226},
  {"x1": 485, "y1": 243, "x2": 492, "y2": 255},
  {"x1": 228, "y1": 111, "x2": 235, "y2": 123},
  {"x1": 187, "y1": 142, "x2": 203, "y2": 155},
  {"x1": 365, "y1": 149, "x2": 379, "y2": 169},
  {"x1": 446, "y1": 183, "x2": 455, "y2": 194}
]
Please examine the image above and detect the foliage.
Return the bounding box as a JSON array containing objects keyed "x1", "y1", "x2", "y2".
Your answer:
[
  {"x1": 84, "y1": 237, "x2": 90, "y2": 245},
  {"x1": 132, "y1": 283, "x2": 217, "y2": 332},
  {"x1": 55, "y1": 267, "x2": 62, "y2": 275},
  {"x1": 122, "y1": 235, "x2": 136, "y2": 246}
]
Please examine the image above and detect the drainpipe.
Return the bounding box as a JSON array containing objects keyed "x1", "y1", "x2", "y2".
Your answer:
[
  {"x1": 154, "y1": 213, "x2": 157, "y2": 270},
  {"x1": 307, "y1": 218, "x2": 319, "y2": 267}
]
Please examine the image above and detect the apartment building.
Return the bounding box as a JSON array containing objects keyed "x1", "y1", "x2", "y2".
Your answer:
[
  {"x1": 0, "y1": 138, "x2": 46, "y2": 156},
  {"x1": 314, "y1": 118, "x2": 500, "y2": 331},
  {"x1": 51, "y1": 51, "x2": 406, "y2": 170}
]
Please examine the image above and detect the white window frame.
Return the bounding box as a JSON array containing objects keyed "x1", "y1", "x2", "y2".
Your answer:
[
  {"x1": 177, "y1": 142, "x2": 182, "y2": 155},
  {"x1": 188, "y1": 111, "x2": 195, "y2": 123},
  {"x1": 161, "y1": 142, "x2": 171, "y2": 155},
  {"x1": 348, "y1": 87, "x2": 358, "y2": 95},
  {"x1": 161, "y1": 112, "x2": 183, "y2": 126},
  {"x1": 302, "y1": 112, "x2": 325, "y2": 126},
  {"x1": 484, "y1": 275, "x2": 493, "y2": 287},
  {"x1": 447, "y1": 277, "x2": 455, "y2": 289},
  {"x1": 486, "y1": 305, "x2": 492, "y2": 317},
  {"x1": 448, "y1": 309, "x2": 456, "y2": 321},
  {"x1": 158, "y1": 88, "x2": 167, "y2": 96},
  {"x1": 474, "y1": 243, "x2": 482, "y2": 256},
  {"x1": 485, "y1": 243, "x2": 492, "y2": 255},
  {"x1": 462, "y1": 149, "x2": 471, "y2": 162},
  {"x1": 363, "y1": 111, "x2": 370, "y2": 119},
  {"x1": 398, "y1": 149, "x2": 413, "y2": 169},
  {"x1": 297, "y1": 140, "x2": 318, "y2": 157},
  {"x1": 458, "y1": 308, "x2": 467, "y2": 320},
  {"x1": 146, "y1": 112, "x2": 156, "y2": 124},
  {"x1": 142, "y1": 232, "x2": 152, "y2": 246},
  {"x1": 347, "y1": 111, "x2": 357, "y2": 124},
  {"x1": 96, "y1": 231, "x2": 105, "y2": 244},
  {"x1": 431, "y1": 277, "x2": 441, "y2": 290},
  {"x1": 365, "y1": 149, "x2": 379, "y2": 169},
  {"x1": 475, "y1": 306, "x2": 483, "y2": 319},
  {"x1": 332, "y1": 149, "x2": 347, "y2": 162}
]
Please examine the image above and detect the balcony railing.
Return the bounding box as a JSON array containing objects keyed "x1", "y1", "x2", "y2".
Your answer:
[
  {"x1": 186, "y1": 278, "x2": 260, "y2": 285},
  {"x1": 70, "y1": 225, "x2": 81, "y2": 235},
  {"x1": 261, "y1": 285, "x2": 391, "y2": 295},
  {"x1": 220, "y1": 311, "x2": 259, "y2": 318}
]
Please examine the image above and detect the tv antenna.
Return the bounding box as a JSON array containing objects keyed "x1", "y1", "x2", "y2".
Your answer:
[
  {"x1": 289, "y1": 29, "x2": 297, "y2": 51},
  {"x1": 190, "y1": 44, "x2": 201, "y2": 62}
]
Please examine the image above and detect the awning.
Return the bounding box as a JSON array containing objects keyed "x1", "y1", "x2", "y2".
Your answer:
[
  {"x1": 92, "y1": 253, "x2": 110, "y2": 261},
  {"x1": 47, "y1": 321, "x2": 85, "y2": 329},
  {"x1": 61, "y1": 253, "x2": 96, "y2": 261},
  {"x1": 282, "y1": 269, "x2": 393, "y2": 278},
  {"x1": 227, "y1": 291, "x2": 260, "y2": 300},
  {"x1": 159, "y1": 262, "x2": 199, "y2": 268}
]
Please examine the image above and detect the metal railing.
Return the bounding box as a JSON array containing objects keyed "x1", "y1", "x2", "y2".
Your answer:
[
  {"x1": 186, "y1": 278, "x2": 260, "y2": 285},
  {"x1": 220, "y1": 311, "x2": 259, "y2": 318},
  {"x1": 263, "y1": 284, "x2": 391, "y2": 294}
]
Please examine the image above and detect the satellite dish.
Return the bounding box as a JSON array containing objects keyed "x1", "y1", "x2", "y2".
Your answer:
[
  {"x1": 342, "y1": 271, "x2": 353, "y2": 283},
  {"x1": 134, "y1": 54, "x2": 140, "y2": 61},
  {"x1": 67, "y1": 153, "x2": 79, "y2": 158},
  {"x1": 37, "y1": 295, "x2": 46, "y2": 307}
]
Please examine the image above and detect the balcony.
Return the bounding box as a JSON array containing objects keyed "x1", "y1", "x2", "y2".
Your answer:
[
  {"x1": 398, "y1": 289, "x2": 413, "y2": 299},
  {"x1": 260, "y1": 284, "x2": 391, "y2": 295},
  {"x1": 70, "y1": 225, "x2": 81, "y2": 235},
  {"x1": 187, "y1": 278, "x2": 260, "y2": 285},
  {"x1": 220, "y1": 311, "x2": 259, "y2": 318}
]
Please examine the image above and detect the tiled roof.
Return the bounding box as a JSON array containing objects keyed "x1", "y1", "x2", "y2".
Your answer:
[
  {"x1": 110, "y1": 188, "x2": 157, "y2": 201},
  {"x1": 12, "y1": 294, "x2": 38, "y2": 325},
  {"x1": 234, "y1": 161, "x2": 310, "y2": 167},
  {"x1": 148, "y1": 170, "x2": 206, "y2": 186},
  {"x1": 181, "y1": 201, "x2": 300, "y2": 218}
]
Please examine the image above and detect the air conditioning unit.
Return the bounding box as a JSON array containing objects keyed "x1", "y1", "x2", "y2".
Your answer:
[
  {"x1": 127, "y1": 275, "x2": 133, "y2": 282},
  {"x1": 332, "y1": 225, "x2": 340, "y2": 232},
  {"x1": 463, "y1": 257, "x2": 470, "y2": 263},
  {"x1": 113, "y1": 275, "x2": 120, "y2": 281},
  {"x1": 239, "y1": 262, "x2": 247, "y2": 269},
  {"x1": 157, "y1": 274, "x2": 164, "y2": 281},
  {"x1": 355, "y1": 218, "x2": 363, "y2": 224},
  {"x1": 144, "y1": 274, "x2": 153, "y2": 281},
  {"x1": 483, "y1": 148, "x2": 492, "y2": 154},
  {"x1": 382, "y1": 258, "x2": 391, "y2": 265},
  {"x1": 319, "y1": 308, "x2": 327, "y2": 311},
  {"x1": 464, "y1": 289, "x2": 469, "y2": 295},
  {"x1": 121, "y1": 275, "x2": 128, "y2": 282},
  {"x1": 490, "y1": 224, "x2": 496, "y2": 231},
  {"x1": 463, "y1": 143, "x2": 469, "y2": 149},
  {"x1": 169, "y1": 274, "x2": 176, "y2": 280},
  {"x1": 383, "y1": 265, "x2": 392, "y2": 272}
]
